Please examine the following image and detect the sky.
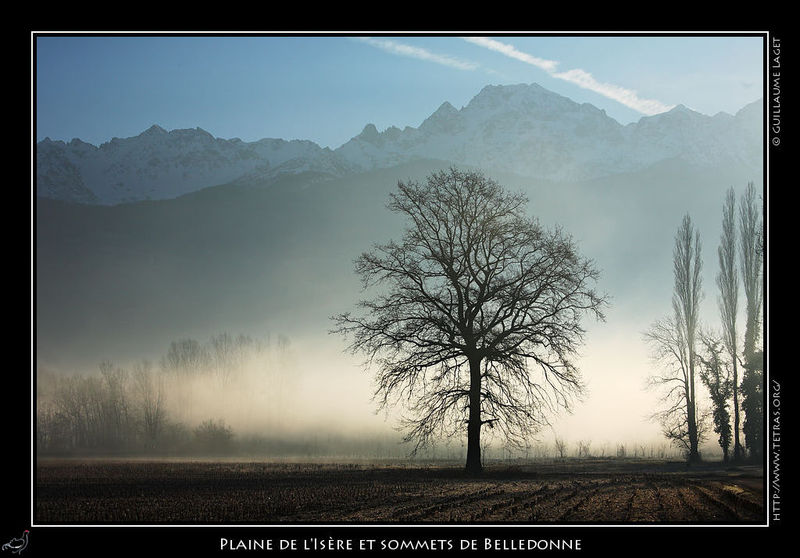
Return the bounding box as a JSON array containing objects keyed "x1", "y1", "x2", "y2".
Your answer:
[{"x1": 35, "y1": 34, "x2": 765, "y2": 150}]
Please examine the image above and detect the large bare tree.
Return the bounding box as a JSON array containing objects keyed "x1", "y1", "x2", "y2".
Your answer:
[{"x1": 333, "y1": 168, "x2": 606, "y2": 474}]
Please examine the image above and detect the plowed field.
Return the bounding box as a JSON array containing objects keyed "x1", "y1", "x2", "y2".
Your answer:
[{"x1": 35, "y1": 459, "x2": 764, "y2": 525}]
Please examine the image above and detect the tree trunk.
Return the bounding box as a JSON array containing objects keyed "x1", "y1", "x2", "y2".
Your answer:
[
  {"x1": 684, "y1": 372, "x2": 700, "y2": 464},
  {"x1": 687, "y1": 393, "x2": 700, "y2": 463},
  {"x1": 465, "y1": 356, "x2": 483, "y2": 475},
  {"x1": 732, "y1": 359, "x2": 743, "y2": 461},
  {"x1": 687, "y1": 349, "x2": 700, "y2": 464},
  {"x1": 687, "y1": 417, "x2": 700, "y2": 463}
]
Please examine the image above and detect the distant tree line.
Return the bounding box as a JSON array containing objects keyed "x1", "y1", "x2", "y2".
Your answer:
[
  {"x1": 645, "y1": 183, "x2": 764, "y2": 464},
  {"x1": 36, "y1": 332, "x2": 280, "y2": 455}
]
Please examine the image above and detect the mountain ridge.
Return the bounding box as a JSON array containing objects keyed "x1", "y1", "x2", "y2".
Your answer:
[{"x1": 36, "y1": 82, "x2": 763, "y2": 205}]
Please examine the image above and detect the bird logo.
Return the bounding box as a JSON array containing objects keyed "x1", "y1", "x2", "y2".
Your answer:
[{"x1": 1, "y1": 530, "x2": 29, "y2": 555}]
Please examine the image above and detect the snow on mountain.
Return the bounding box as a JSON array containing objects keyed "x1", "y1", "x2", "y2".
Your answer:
[
  {"x1": 337, "y1": 84, "x2": 763, "y2": 182},
  {"x1": 36, "y1": 126, "x2": 342, "y2": 205},
  {"x1": 36, "y1": 83, "x2": 763, "y2": 205},
  {"x1": 626, "y1": 100, "x2": 762, "y2": 171},
  {"x1": 37, "y1": 139, "x2": 100, "y2": 204}
]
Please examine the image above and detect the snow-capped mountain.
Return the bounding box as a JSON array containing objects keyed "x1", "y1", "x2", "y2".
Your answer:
[
  {"x1": 336, "y1": 84, "x2": 762, "y2": 181},
  {"x1": 36, "y1": 125, "x2": 341, "y2": 205},
  {"x1": 36, "y1": 83, "x2": 763, "y2": 205}
]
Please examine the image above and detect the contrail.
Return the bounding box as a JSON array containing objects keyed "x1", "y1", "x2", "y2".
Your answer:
[
  {"x1": 465, "y1": 36, "x2": 674, "y2": 115},
  {"x1": 552, "y1": 67, "x2": 675, "y2": 115},
  {"x1": 359, "y1": 37, "x2": 479, "y2": 71},
  {"x1": 464, "y1": 37, "x2": 558, "y2": 72}
]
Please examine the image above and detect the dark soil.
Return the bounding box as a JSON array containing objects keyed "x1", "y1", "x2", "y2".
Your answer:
[{"x1": 35, "y1": 458, "x2": 764, "y2": 525}]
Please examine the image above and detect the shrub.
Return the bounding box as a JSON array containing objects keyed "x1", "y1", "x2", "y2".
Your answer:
[{"x1": 193, "y1": 419, "x2": 234, "y2": 454}]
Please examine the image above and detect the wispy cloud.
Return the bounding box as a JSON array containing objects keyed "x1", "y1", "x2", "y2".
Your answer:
[
  {"x1": 463, "y1": 37, "x2": 558, "y2": 72},
  {"x1": 465, "y1": 37, "x2": 674, "y2": 115},
  {"x1": 359, "y1": 37, "x2": 479, "y2": 71}
]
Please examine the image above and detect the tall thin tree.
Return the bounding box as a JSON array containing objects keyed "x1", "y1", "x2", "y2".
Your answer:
[
  {"x1": 673, "y1": 214, "x2": 703, "y2": 462},
  {"x1": 717, "y1": 187, "x2": 742, "y2": 461},
  {"x1": 739, "y1": 182, "x2": 763, "y2": 362},
  {"x1": 739, "y1": 182, "x2": 764, "y2": 460}
]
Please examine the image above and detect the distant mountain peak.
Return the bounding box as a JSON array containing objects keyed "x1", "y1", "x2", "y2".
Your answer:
[
  {"x1": 432, "y1": 101, "x2": 457, "y2": 115},
  {"x1": 142, "y1": 124, "x2": 168, "y2": 136},
  {"x1": 463, "y1": 82, "x2": 582, "y2": 121},
  {"x1": 356, "y1": 123, "x2": 382, "y2": 146},
  {"x1": 470, "y1": 82, "x2": 565, "y2": 103},
  {"x1": 358, "y1": 123, "x2": 379, "y2": 137},
  {"x1": 419, "y1": 102, "x2": 460, "y2": 134},
  {"x1": 666, "y1": 104, "x2": 700, "y2": 116},
  {"x1": 67, "y1": 137, "x2": 93, "y2": 148}
]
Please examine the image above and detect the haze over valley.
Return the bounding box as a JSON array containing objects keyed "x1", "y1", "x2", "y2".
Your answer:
[{"x1": 36, "y1": 79, "x2": 764, "y2": 459}]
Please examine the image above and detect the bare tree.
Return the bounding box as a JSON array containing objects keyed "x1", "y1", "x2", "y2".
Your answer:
[
  {"x1": 210, "y1": 332, "x2": 236, "y2": 385},
  {"x1": 209, "y1": 332, "x2": 255, "y2": 385},
  {"x1": 645, "y1": 214, "x2": 704, "y2": 463},
  {"x1": 717, "y1": 187, "x2": 743, "y2": 461},
  {"x1": 577, "y1": 439, "x2": 593, "y2": 458},
  {"x1": 554, "y1": 437, "x2": 568, "y2": 459},
  {"x1": 646, "y1": 316, "x2": 693, "y2": 455},
  {"x1": 739, "y1": 182, "x2": 764, "y2": 460},
  {"x1": 739, "y1": 182, "x2": 763, "y2": 363},
  {"x1": 98, "y1": 361, "x2": 131, "y2": 449},
  {"x1": 161, "y1": 338, "x2": 210, "y2": 376},
  {"x1": 333, "y1": 168, "x2": 606, "y2": 474},
  {"x1": 132, "y1": 360, "x2": 166, "y2": 450},
  {"x1": 672, "y1": 214, "x2": 703, "y2": 462}
]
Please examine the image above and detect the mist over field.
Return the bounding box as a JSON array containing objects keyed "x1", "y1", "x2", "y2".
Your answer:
[{"x1": 36, "y1": 152, "x2": 762, "y2": 459}]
